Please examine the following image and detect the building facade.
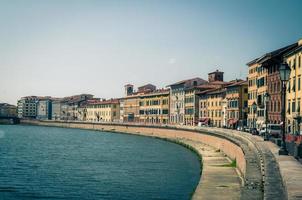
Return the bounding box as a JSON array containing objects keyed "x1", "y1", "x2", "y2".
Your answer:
[
  {"x1": 225, "y1": 80, "x2": 248, "y2": 129},
  {"x1": 86, "y1": 99, "x2": 120, "y2": 122},
  {"x1": 122, "y1": 95, "x2": 140, "y2": 122},
  {"x1": 60, "y1": 94, "x2": 94, "y2": 121},
  {"x1": 247, "y1": 58, "x2": 268, "y2": 129},
  {"x1": 138, "y1": 89, "x2": 169, "y2": 124},
  {"x1": 285, "y1": 39, "x2": 302, "y2": 134},
  {"x1": 37, "y1": 98, "x2": 52, "y2": 120},
  {"x1": 17, "y1": 96, "x2": 39, "y2": 118},
  {"x1": 206, "y1": 88, "x2": 226, "y2": 127},
  {"x1": 51, "y1": 99, "x2": 62, "y2": 120},
  {"x1": 0, "y1": 103, "x2": 17, "y2": 117},
  {"x1": 168, "y1": 77, "x2": 208, "y2": 125}
]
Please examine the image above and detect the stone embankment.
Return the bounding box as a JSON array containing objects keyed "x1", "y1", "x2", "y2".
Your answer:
[{"x1": 21, "y1": 120, "x2": 291, "y2": 200}]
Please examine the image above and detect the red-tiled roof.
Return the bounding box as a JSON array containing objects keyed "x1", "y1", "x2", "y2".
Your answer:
[
  {"x1": 167, "y1": 77, "x2": 207, "y2": 87},
  {"x1": 205, "y1": 87, "x2": 227, "y2": 95},
  {"x1": 88, "y1": 99, "x2": 119, "y2": 105},
  {"x1": 226, "y1": 80, "x2": 247, "y2": 87}
]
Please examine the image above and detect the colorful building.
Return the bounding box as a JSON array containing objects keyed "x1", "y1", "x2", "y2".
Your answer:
[
  {"x1": 86, "y1": 99, "x2": 120, "y2": 122},
  {"x1": 284, "y1": 39, "x2": 302, "y2": 134},
  {"x1": 225, "y1": 80, "x2": 248, "y2": 129},
  {"x1": 206, "y1": 88, "x2": 226, "y2": 127},
  {"x1": 122, "y1": 84, "x2": 141, "y2": 122},
  {"x1": 138, "y1": 89, "x2": 169, "y2": 124},
  {"x1": 247, "y1": 58, "x2": 268, "y2": 129},
  {"x1": 168, "y1": 77, "x2": 208, "y2": 125}
]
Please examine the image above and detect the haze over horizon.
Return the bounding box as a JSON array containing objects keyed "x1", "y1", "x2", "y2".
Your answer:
[{"x1": 1, "y1": 0, "x2": 302, "y2": 105}]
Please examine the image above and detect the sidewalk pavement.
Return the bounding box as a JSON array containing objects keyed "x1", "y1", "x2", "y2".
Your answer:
[
  {"x1": 265, "y1": 140, "x2": 302, "y2": 200},
  {"x1": 216, "y1": 128, "x2": 302, "y2": 200}
]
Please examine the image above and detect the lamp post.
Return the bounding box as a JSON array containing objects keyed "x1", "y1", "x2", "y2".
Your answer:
[
  {"x1": 279, "y1": 62, "x2": 291, "y2": 155},
  {"x1": 264, "y1": 93, "x2": 270, "y2": 141},
  {"x1": 252, "y1": 102, "x2": 257, "y2": 129}
]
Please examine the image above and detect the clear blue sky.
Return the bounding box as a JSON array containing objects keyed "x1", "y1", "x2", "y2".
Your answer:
[{"x1": 1, "y1": 0, "x2": 301, "y2": 105}]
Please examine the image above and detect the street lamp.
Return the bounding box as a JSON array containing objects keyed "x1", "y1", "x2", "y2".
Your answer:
[
  {"x1": 252, "y1": 102, "x2": 257, "y2": 129},
  {"x1": 264, "y1": 93, "x2": 270, "y2": 141},
  {"x1": 279, "y1": 62, "x2": 291, "y2": 155}
]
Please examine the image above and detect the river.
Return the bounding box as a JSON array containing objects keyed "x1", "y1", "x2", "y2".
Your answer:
[{"x1": 0, "y1": 125, "x2": 201, "y2": 200}]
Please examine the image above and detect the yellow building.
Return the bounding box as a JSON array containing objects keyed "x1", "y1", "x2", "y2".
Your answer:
[
  {"x1": 225, "y1": 80, "x2": 248, "y2": 128},
  {"x1": 184, "y1": 88, "x2": 197, "y2": 126},
  {"x1": 86, "y1": 99, "x2": 120, "y2": 122},
  {"x1": 138, "y1": 89, "x2": 169, "y2": 124},
  {"x1": 197, "y1": 81, "x2": 231, "y2": 126},
  {"x1": 206, "y1": 88, "x2": 226, "y2": 127},
  {"x1": 185, "y1": 83, "x2": 222, "y2": 126},
  {"x1": 122, "y1": 95, "x2": 140, "y2": 122},
  {"x1": 285, "y1": 39, "x2": 302, "y2": 134},
  {"x1": 247, "y1": 59, "x2": 268, "y2": 129},
  {"x1": 197, "y1": 89, "x2": 215, "y2": 126}
]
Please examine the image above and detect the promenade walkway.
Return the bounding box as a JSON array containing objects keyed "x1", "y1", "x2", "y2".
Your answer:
[
  {"x1": 204, "y1": 127, "x2": 302, "y2": 200},
  {"x1": 180, "y1": 139, "x2": 241, "y2": 200}
]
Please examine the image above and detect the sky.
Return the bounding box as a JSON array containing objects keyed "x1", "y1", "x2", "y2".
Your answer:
[{"x1": 1, "y1": 0, "x2": 302, "y2": 105}]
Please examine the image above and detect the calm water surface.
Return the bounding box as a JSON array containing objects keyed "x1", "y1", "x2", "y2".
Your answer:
[{"x1": 0, "y1": 125, "x2": 201, "y2": 200}]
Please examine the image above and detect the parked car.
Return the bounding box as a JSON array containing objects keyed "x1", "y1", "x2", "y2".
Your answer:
[
  {"x1": 250, "y1": 128, "x2": 259, "y2": 135},
  {"x1": 267, "y1": 124, "x2": 282, "y2": 138},
  {"x1": 258, "y1": 124, "x2": 281, "y2": 137}
]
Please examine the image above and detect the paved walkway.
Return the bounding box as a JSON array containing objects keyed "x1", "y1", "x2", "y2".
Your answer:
[
  {"x1": 265, "y1": 140, "x2": 302, "y2": 200},
  {"x1": 178, "y1": 139, "x2": 241, "y2": 200},
  {"x1": 207, "y1": 127, "x2": 302, "y2": 200}
]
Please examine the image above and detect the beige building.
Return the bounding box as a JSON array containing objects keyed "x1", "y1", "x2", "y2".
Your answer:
[
  {"x1": 206, "y1": 88, "x2": 226, "y2": 127},
  {"x1": 247, "y1": 58, "x2": 268, "y2": 129},
  {"x1": 122, "y1": 84, "x2": 141, "y2": 123},
  {"x1": 168, "y1": 77, "x2": 207, "y2": 125},
  {"x1": 225, "y1": 80, "x2": 248, "y2": 128},
  {"x1": 86, "y1": 99, "x2": 120, "y2": 122},
  {"x1": 138, "y1": 89, "x2": 169, "y2": 124},
  {"x1": 285, "y1": 38, "x2": 302, "y2": 134}
]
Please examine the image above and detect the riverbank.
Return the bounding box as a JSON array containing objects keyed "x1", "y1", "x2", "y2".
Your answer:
[{"x1": 21, "y1": 120, "x2": 259, "y2": 200}]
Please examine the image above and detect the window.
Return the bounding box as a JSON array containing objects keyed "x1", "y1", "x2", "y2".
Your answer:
[
  {"x1": 244, "y1": 101, "x2": 248, "y2": 108},
  {"x1": 292, "y1": 101, "x2": 296, "y2": 113},
  {"x1": 298, "y1": 76, "x2": 301, "y2": 91},
  {"x1": 293, "y1": 77, "x2": 296, "y2": 92}
]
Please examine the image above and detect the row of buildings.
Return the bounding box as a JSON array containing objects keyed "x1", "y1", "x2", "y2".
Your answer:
[
  {"x1": 247, "y1": 38, "x2": 302, "y2": 134},
  {"x1": 14, "y1": 38, "x2": 302, "y2": 134},
  {"x1": 16, "y1": 70, "x2": 248, "y2": 129}
]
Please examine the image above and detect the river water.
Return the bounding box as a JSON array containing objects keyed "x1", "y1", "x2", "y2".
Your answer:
[{"x1": 0, "y1": 125, "x2": 201, "y2": 200}]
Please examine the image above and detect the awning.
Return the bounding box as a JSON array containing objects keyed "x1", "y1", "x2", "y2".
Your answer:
[
  {"x1": 228, "y1": 119, "x2": 238, "y2": 125},
  {"x1": 199, "y1": 118, "x2": 209, "y2": 124}
]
